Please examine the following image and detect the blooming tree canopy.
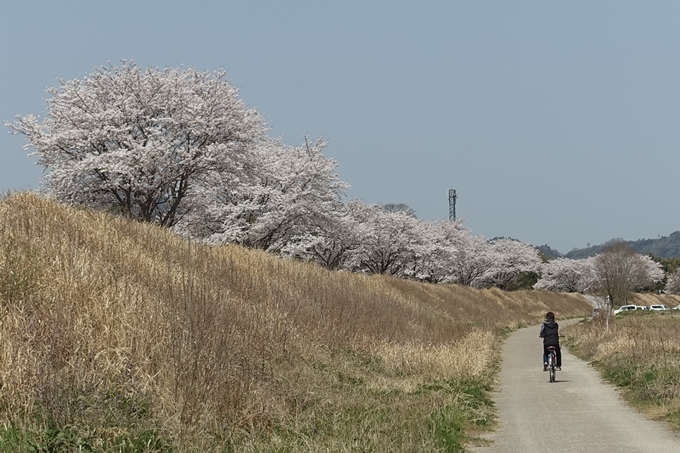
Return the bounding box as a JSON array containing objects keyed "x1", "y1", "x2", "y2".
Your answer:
[
  {"x1": 406, "y1": 220, "x2": 465, "y2": 283},
  {"x1": 176, "y1": 136, "x2": 348, "y2": 252},
  {"x1": 447, "y1": 232, "x2": 494, "y2": 287},
  {"x1": 533, "y1": 258, "x2": 594, "y2": 292},
  {"x1": 279, "y1": 205, "x2": 361, "y2": 270},
  {"x1": 481, "y1": 238, "x2": 542, "y2": 289},
  {"x1": 347, "y1": 201, "x2": 421, "y2": 276},
  {"x1": 665, "y1": 268, "x2": 680, "y2": 294},
  {"x1": 8, "y1": 61, "x2": 265, "y2": 227}
]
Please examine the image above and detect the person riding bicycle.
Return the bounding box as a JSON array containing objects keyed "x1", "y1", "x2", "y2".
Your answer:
[{"x1": 539, "y1": 311, "x2": 561, "y2": 371}]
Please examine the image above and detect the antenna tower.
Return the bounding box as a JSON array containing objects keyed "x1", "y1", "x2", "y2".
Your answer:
[{"x1": 448, "y1": 188, "x2": 457, "y2": 221}]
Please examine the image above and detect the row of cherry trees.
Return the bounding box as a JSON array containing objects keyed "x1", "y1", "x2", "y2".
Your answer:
[
  {"x1": 273, "y1": 202, "x2": 542, "y2": 288},
  {"x1": 12, "y1": 61, "x2": 680, "y2": 296},
  {"x1": 8, "y1": 61, "x2": 544, "y2": 288},
  {"x1": 195, "y1": 195, "x2": 542, "y2": 288},
  {"x1": 21, "y1": 61, "x2": 678, "y2": 296}
]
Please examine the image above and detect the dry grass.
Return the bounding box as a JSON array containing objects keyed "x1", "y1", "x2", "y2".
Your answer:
[
  {"x1": 0, "y1": 192, "x2": 592, "y2": 451},
  {"x1": 564, "y1": 310, "x2": 680, "y2": 431}
]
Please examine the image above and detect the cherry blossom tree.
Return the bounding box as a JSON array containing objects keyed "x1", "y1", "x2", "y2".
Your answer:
[
  {"x1": 665, "y1": 269, "x2": 680, "y2": 294},
  {"x1": 447, "y1": 232, "x2": 494, "y2": 287},
  {"x1": 279, "y1": 205, "x2": 361, "y2": 270},
  {"x1": 8, "y1": 61, "x2": 265, "y2": 227},
  {"x1": 243, "y1": 137, "x2": 347, "y2": 252},
  {"x1": 406, "y1": 220, "x2": 465, "y2": 283},
  {"x1": 533, "y1": 258, "x2": 594, "y2": 292},
  {"x1": 177, "y1": 136, "x2": 348, "y2": 253},
  {"x1": 632, "y1": 254, "x2": 665, "y2": 291},
  {"x1": 346, "y1": 201, "x2": 421, "y2": 275},
  {"x1": 480, "y1": 238, "x2": 542, "y2": 289}
]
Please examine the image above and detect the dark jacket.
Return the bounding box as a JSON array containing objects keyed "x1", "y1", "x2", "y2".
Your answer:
[{"x1": 539, "y1": 321, "x2": 560, "y2": 346}]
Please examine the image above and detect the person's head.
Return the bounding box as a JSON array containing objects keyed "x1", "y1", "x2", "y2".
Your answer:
[{"x1": 545, "y1": 312, "x2": 555, "y2": 322}]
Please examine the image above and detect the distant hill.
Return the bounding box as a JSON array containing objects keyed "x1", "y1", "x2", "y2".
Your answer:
[
  {"x1": 538, "y1": 231, "x2": 680, "y2": 259},
  {"x1": 537, "y1": 244, "x2": 563, "y2": 259},
  {"x1": 562, "y1": 240, "x2": 624, "y2": 259},
  {"x1": 625, "y1": 231, "x2": 680, "y2": 258}
]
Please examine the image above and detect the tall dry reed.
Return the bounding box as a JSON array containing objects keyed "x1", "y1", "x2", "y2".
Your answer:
[{"x1": 0, "y1": 192, "x2": 591, "y2": 451}]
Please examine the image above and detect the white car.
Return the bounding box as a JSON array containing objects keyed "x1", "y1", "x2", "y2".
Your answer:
[
  {"x1": 673, "y1": 305, "x2": 680, "y2": 310},
  {"x1": 649, "y1": 304, "x2": 669, "y2": 311},
  {"x1": 614, "y1": 305, "x2": 637, "y2": 315}
]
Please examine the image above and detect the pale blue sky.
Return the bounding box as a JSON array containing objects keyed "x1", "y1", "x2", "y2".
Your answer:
[{"x1": 2, "y1": 1, "x2": 680, "y2": 253}]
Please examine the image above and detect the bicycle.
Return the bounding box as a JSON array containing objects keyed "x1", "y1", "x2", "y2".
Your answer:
[{"x1": 547, "y1": 346, "x2": 557, "y2": 383}]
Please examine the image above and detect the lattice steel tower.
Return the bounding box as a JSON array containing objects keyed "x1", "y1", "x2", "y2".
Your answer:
[{"x1": 448, "y1": 188, "x2": 457, "y2": 221}]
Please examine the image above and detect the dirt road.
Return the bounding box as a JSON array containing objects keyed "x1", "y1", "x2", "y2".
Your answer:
[{"x1": 471, "y1": 320, "x2": 680, "y2": 453}]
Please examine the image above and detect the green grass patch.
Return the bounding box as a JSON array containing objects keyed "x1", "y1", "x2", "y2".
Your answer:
[
  {"x1": 430, "y1": 404, "x2": 467, "y2": 452},
  {"x1": 0, "y1": 427, "x2": 172, "y2": 453}
]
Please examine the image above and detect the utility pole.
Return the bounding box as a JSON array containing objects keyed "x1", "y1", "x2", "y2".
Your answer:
[{"x1": 448, "y1": 188, "x2": 457, "y2": 221}]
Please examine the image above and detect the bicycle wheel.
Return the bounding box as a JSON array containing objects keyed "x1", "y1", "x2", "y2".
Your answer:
[{"x1": 548, "y1": 352, "x2": 556, "y2": 382}]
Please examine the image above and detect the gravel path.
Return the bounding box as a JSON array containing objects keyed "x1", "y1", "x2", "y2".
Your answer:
[{"x1": 470, "y1": 320, "x2": 680, "y2": 453}]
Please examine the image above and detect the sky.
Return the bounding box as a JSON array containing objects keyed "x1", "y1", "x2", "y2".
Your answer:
[{"x1": 2, "y1": 1, "x2": 680, "y2": 254}]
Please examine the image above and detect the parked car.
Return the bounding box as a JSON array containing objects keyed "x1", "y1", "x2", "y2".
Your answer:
[
  {"x1": 672, "y1": 305, "x2": 680, "y2": 310},
  {"x1": 649, "y1": 304, "x2": 669, "y2": 311},
  {"x1": 614, "y1": 305, "x2": 638, "y2": 315}
]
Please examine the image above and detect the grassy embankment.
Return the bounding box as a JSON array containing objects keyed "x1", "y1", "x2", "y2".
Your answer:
[
  {"x1": 0, "y1": 192, "x2": 591, "y2": 452},
  {"x1": 564, "y1": 294, "x2": 680, "y2": 431}
]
